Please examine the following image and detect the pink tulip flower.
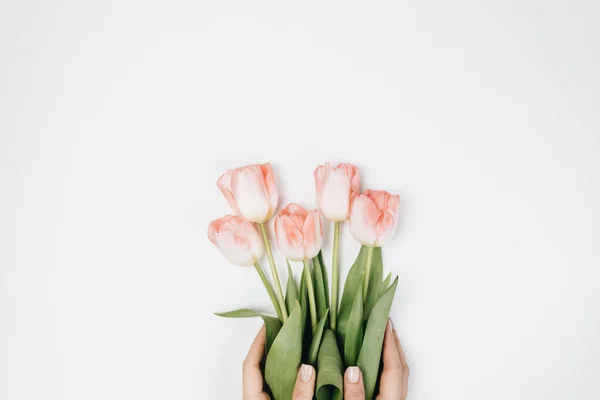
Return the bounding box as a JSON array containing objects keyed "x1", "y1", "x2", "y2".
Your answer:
[
  {"x1": 349, "y1": 190, "x2": 400, "y2": 247},
  {"x1": 217, "y1": 163, "x2": 278, "y2": 223},
  {"x1": 274, "y1": 203, "x2": 323, "y2": 262},
  {"x1": 314, "y1": 163, "x2": 360, "y2": 221},
  {"x1": 208, "y1": 215, "x2": 265, "y2": 266}
]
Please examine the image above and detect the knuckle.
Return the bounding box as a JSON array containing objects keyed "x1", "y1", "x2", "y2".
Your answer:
[
  {"x1": 292, "y1": 387, "x2": 312, "y2": 400},
  {"x1": 345, "y1": 386, "x2": 366, "y2": 400},
  {"x1": 346, "y1": 393, "x2": 365, "y2": 400},
  {"x1": 397, "y1": 364, "x2": 404, "y2": 375},
  {"x1": 388, "y1": 364, "x2": 403, "y2": 375}
]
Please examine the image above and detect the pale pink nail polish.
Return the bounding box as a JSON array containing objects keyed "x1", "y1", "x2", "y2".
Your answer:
[
  {"x1": 347, "y1": 367, "x2": 360, "y2": 383},
  {"x1": 300, "y1": 364, "x2": 313, "y2": 382}
]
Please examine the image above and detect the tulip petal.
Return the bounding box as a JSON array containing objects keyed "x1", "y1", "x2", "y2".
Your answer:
[
  {"x1": 302, "y1": 211, "x2": 323, "y2": 259},
  {"x1": 207, "y1": 221, "x2": 219, "y2": 245},
  {"x1": 283, "y1": 203, "x2": 308, "y2": 230},
  {"x1": 275, "y1": 215, "x2": 305, "y2": 261},
  {"x1": 208, "y1": 215, "x2": 264, "y2": 266},
  {"x1": 215, "y1": 230, "x2": 256, "y2": 266},
  {"x1": 338, "y1": 163, "x2": 360, "y2": 192},
  {"x1": 319, "y1": 167, "x2": 352, "y2": 221},
  {"x1": 364, "y1": 189, "x2": 389, "y2": 211},
  {"x1": 217, "y1": 170, "x2": 240, "y2": 214},
  {"x1": 375, "y1": 195, "x2": 400, "y2": 246},
  {"x1": 232, "y1": 166, "x2": 271, "y2": 222},
  {"x1": 387, "y1": 194, "x2": 400, "y2": 217},
  {"x1": 238, "y1": 220, "x2": 265, "y2": 258},
  {"x1": 349, "y1": 194, "x2": 380, "y2": 246},
  {"x1": 261, "y1": 163, "x2": 279, "y2": 214},
  {"x1": 314, "y1": 163, "x2": 333, "y2": 194},
  {"x1": 282, "y1": 202, "x2": 305, "y2": 215}
]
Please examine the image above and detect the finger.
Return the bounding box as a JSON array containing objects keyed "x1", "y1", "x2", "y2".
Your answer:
[
  {"x1": 243, "y1": 325, "x2": 266, "y2": 370},
  {"x1": 292, "y1": 364, "x2": 316, "y2": 400},
  {"x1": 394, "y1": 329, "x2": 410, "y2": 400},
  {"x1": 344, "y1": 367, "x2": 365, "y2": 400},
  {"x1": 382, "y1": 319, "x2": 402, "y2": 371},
  {"x1": 377, "y1": 319, "x2": 403, "y2": 399},
  {"x1": 242, "y1": 325, "x2": 267, "y2": 398}
]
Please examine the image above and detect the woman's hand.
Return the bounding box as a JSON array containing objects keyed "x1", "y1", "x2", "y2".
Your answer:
[
  {"x1": 242, "y1": 319, "x2": 408, "y2": 400},
  {"x1": 377, "y1": 319, "x2": 410, "y2": 399},
  {"x1": 242, "y1": 325, "x2": 316, "y2": 400},
  {"x1": 343, "y1": 319, "x2": 409, "y2": 399}
]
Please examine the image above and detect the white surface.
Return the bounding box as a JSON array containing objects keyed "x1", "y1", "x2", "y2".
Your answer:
[{"x1": 1, "y1": 1, "x2": 599, "y2": 399}]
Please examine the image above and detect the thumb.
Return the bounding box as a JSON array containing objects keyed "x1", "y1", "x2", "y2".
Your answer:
[
  {"x1": 292, "y1": 364, "x2": 316, "y2": 400},
  {"x1": 344, "y1": 367, "x2": 365, "y2": 400},
  {"x1": 242, "y1": 326, "x2": 267, "y2": 399}
]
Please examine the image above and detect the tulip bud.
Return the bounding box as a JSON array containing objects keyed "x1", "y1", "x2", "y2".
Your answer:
[
  {"x1": 208, "y1": 215, "x2": 265, "y2": 266},
  {"x1": 274, "y1": 203, "x2": 323, "y2": 262},
  {"x1": 217, "y1": 163, "x2": 278, "y2": 223},
  {"x1": 314, "y1": 163, "x2": 360, "y2": 222},
  {"x1": 349, "y1": 190, "x2": 400, "y2": 247}
]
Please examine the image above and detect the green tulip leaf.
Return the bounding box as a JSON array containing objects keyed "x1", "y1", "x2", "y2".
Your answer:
[
  {"x1": 316, "y1": 329, "x2": 344, "y2": 400},
  {"x1": 363, "y1": 247, "x2": 383, "y2": 321},
  {"x1": 214, "y1": 309, "x2": 282, "y2": 353},
  {"x1": 317, "y1": 251, "x2": 330, "y2": 306},
  {"x1": 299, "y1": 263, "x2": 309, "y2": 335},
  {"x1": 265, "y1": 301, "x2": 304, "y2": 400},
  {"x1": 337, "y1": 246, "x2": 368, "y2": 348},
  {"x1": 313, "y1": 251, "x2": 330, "y2": 323},
  {"x1": 261, "y1": 316, "x2": 283, "y2": 354},
  {"x1": 307, "y1": 309, "x2": 330, "y2": 366},
  {"x1": 214, "y1": 309, "x2": 263, "y2": 318},
  {"x1": 358, "y1": 277, "x2": 399, "y2": 400},
  {"x1": 343, "y1": 277, "x2": 364, "y2": 367},
  {"x1": 298, "y1": 263, "x2": 314, "y2": 363},
  {"x1": 379, "y1": 272, "x2": 393, "y2": 297},
  {"x1": 285, "y1": 261, "x2": 298, "y2": 315}
]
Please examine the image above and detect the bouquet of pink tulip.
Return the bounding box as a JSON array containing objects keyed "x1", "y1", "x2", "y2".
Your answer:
[{"x1": 209, "y1": 163, "x2": 401, "y2": 399}]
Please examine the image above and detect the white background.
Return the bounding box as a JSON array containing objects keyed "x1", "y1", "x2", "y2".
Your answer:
[{"x1": 1, "y1": 0, "x2": 599, "y2": 399}]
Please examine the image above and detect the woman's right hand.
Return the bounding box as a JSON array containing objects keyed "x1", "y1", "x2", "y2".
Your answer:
[{"x1": 343, "y1": 319, "x2": 409, "y2": 400}]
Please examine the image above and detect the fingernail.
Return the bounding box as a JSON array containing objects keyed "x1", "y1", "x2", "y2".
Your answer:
[
  {"x1": 388, "y1": 318, "x2": 394, "y2": 331},
  {"x1": 300, "y1": 364, "x2": 313, "y2": 382},
  {"x1": 347, "y1": 366, "x2": 360, "y2": 383}
]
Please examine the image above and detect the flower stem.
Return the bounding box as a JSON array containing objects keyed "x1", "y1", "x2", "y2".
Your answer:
[
  {"x1": 363, "y1": 245, "x2": 374, "y2": 299},
  {"x1": 303, "y1": 259, "x2": 318, "y2": 333},
  {"x1": 331, "y1": 221, "x2": 341, "y2": 331},
  {"x1": 259, "y1": 222, "x2": 288, "y2": 322},
  {"x1": 254, "y1": 262, "x2": 283, "y2": 321}
]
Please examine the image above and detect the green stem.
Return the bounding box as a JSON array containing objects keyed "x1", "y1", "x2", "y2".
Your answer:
[
  {"x1": 259, "y1": 223, "x2": 288, "y2": 322},
  {"x1": 254, "y1": 262, "x2": 283, "y2": 321},
  {"x1": 363, "y1": 246, "x2": 374, "y2": 299},
  {"x1": 331, "y1": 221, "x2": 341, "y2": 331},
  {"x1": 303, "y1": 259, "x2": 318, "y2": 333}
]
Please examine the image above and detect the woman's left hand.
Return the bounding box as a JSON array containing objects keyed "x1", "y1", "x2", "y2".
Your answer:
[{"x1": 242, "y1": 325, "x2": 316, "y2": 400}]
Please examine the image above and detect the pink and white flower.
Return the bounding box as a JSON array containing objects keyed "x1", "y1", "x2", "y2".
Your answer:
[
  {"x1": 313, "y1": 163, "x2": 360, "y2": 221},
  {"x1": 349, "y1": 190, "x2": 400, "y2": 247},
  {"x1": 217, "y1": 163, "x2": 278, "y2": 223},
  {"x1": 274, "y1": 203, "x2": 323, "y2": 261},
  {"x1": 208, "y1": 215, "x2": 265, "y2": 266}
]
